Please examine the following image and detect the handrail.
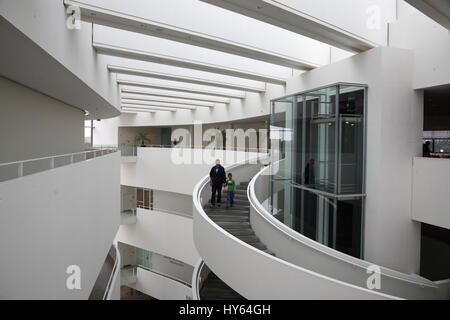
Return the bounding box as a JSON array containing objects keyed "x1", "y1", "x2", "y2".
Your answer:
[
  {"x1": 0, "y1": 147, "x2": 116, "y2": 167},
  {"x1": 125, "y1": 265, "x2": 192, "y2": 288},
  {"x1": 116, "y1": 144, "x2": 269, "y2": 153},
  {"x1": 248, "y1": 164, "x2": 442, "y2": 297},
  {"x1": 192, "y1": 259, "x2": 205, "y2": 300},
  {"x1": 192, "y1": 157, "x2": 397, "y2": 299},
  {"x1": 0, "y1": 147, "x2": 117, "y2": 181},
  {"x1": 272, "y1": 178, "x2": 367, "y2": 200},
  {"x1": 104, "y1": 245, "x2": 120, "y2": 300},
  {"x1": 138, "y1": 207, "x2": 193, "y2": 219}
]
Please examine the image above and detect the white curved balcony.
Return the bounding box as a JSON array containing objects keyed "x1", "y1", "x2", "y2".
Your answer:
[
  {"x1": 89, "y1": 245, "x2": 121, "y2": 300},
  {"x1": 193, "y1": 161, "x2": 450, "y2": 299},
  {"x1": 0, "y1": 148, "x2": 120, "y2": 299}
]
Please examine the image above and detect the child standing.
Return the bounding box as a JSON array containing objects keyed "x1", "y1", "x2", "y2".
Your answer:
[{"x1": 225, "y1": 173, "x2": 236, "y2": 208}]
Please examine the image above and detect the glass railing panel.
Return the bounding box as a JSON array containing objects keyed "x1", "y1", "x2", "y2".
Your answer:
[
  {"x1": 270, "y1": 183, "x2": 364, "y2": 258},
  {"x1": 338, "y1": 85, "x2": 366, "y2": 194}
]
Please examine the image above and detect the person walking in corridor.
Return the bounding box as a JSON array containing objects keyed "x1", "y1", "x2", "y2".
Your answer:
[
  {"x1": 209, "y1": 159, "x2": 226, "y2": 207},
  {"x1": 225, "y1": 173, "x2": 236, "y2": 209}
]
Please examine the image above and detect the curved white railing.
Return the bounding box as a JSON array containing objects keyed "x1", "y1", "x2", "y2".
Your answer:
[
  {"x1": 193, "y1": 157, "x2": 399, "y2": 299},
  {"x1": 248, "y1": 165, "x2": 448, "y2": 300},
  {"x1": 0, "y1": 147, "x2": 117, "y2": 182},
  {"x1": 192, "y1": 259, "x2": 206, "y2": 300},
  {"x1": 105, "y1": 245, "x2": 121, "y2": 300}
]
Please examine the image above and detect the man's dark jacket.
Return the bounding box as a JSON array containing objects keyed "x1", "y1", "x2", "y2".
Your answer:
[{"x1": 210, "y1": 165, "x2": 226, "y2": 185}]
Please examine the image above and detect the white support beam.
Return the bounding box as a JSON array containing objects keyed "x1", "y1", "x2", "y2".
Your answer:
[
  {"x1": 121, "y1": 99, "x2": 197, "y2": 110},
  {"x1": 64, "y1": 0, "x2": 319, "y2": 69},
  {"x1": 121, "y1": 104, "x2": 177, "y2": 112},
  {"x1": 117, "y1": 79, "x2": 246, "y2": 99},
  {"x1": 121, "y1": 88, "x2": 231, "y2": 104},
  {"x1": 121, "y1": 110, "x2": 140, "y2": 114},
  {"x1": 121, "y1": 107, "x2": 156, "y2": 114},
  {"x1": 405, "y1": 0, "x2": 450, "y2": 31},
  {"x1": 199, "y1": 0, "x2": 378, "y2": 52},
  {"x1": 108, "y1": 65, "x2": 266, "y2": 93},
  {"x1": 94, "y1": 43, "x2": 283, "y2": 86},
  {"x1": 121, "y1": 94, "x2": 214, "y2": 108}
]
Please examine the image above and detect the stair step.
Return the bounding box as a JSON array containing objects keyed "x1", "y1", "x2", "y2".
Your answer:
[
  {"x1": 227, "y1": 195, "x2": 248, "y2": 201},
  {"x1": 210, "y1": 216, "x2": 249, "y2": 222},
  {"x1": 206, "y1": 210, "x2": 248, "y2": 217},
  {"x1": 223, "y1": 191, "x2": 247, "y2": 195},
  {"x1": 206, "y1": 204, "x2": 249, "y2": 210},
  {"x1": 205, "y1": 208, "x2": 248, "y2": 213},
  {"x1": 235, "y1": 235, "x2": 259, "y2": 243},
  {"x1": 222, "y1": 186, "x2": 247, "y2": 193},
  {"x1": 232, "y1": 199, "x2": 250, "y2": 204},
  {"x1": 218, "y1": 221, "x2": 251, "y2": 229},
  {"x1": 228, "y1": 229, "x2": 255, "y2": 236}
]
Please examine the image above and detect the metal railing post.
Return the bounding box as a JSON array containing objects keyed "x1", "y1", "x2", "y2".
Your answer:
[
  {"x1": 50, "y1": 157, "x2": 55, "y2": 169},
  {"x1": 18, "y1": 162, "x2": 23, "y2": 177}
]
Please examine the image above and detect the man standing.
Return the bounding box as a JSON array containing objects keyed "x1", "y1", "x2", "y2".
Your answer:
[{"x1": 209, "y1": 159, "x2": 226, "y2": 207}]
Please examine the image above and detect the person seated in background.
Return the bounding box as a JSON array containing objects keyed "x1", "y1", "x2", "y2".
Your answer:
[
  {"x1": 209, "y1": 159, "x2": 226, "y2": 208},
  {"x1": 225, "y1": 173, "x2": 236, "y2": 209}
]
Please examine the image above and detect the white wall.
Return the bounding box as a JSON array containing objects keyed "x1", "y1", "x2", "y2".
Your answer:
[
  {"x1": 153, "y1": 190, "x2": 193, "y2": 216},
  {"x1": 286, "y1": 46, "x2": 423, "y2": 274},
  {"x1": 412, "y1": 157, "x2": 450, "y2": 229},
  {"x1": 0, "y1": 152, "x2": 120, "y2": 299},
  {"x1": 120, "y1": 147, "x2": 262, "y2": 196},
  {"x1": 0, "y1": 76, "x2": 84, "y2": 163},
  {"x1": 0, "y1": 0, "x2": 119, "y2": 118},
  {"x1": 115, "y1": 209, "x2": 199, "y2": 267},
  {"x1": 150, "y1": 252, "x2": 194, "y2": 285},
  {"x1": 120, "y1": 185, "x2": 136, "y2": 211},
  {"x1": 128, "y1": 267, "x2": 192, "y2": 300},
  {"x1": 389, "y1": 11, "x2": 450, "y2": 89}
]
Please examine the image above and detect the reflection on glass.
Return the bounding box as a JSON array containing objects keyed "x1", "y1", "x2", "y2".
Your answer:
[{"x1": 270, "y1": 84, "x2": 366, "y2": 258}]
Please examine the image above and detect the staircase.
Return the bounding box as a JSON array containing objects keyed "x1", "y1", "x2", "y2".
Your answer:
[
  {"x1": 204, "y1": 181, "x2": 274, "y2": 255},
  {"x1": 199, "y1": 272, "x2": 244, "y2": 300},
  {"x1": 199, "y1": 181, "x2": 274, "y2": 300}
]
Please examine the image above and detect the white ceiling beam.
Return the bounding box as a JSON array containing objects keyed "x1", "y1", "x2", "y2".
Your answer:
[
  {"x1": 199, "y1": 0, "x2": 377, "y2": 53},
  {"x1": 64, "y1": 0, "x2": 319, "y2": 69},
  {"x1": 117, "y1": 79, "x2": 246, "y2": 99},
  {"x1": 405, "y1": 0, "x2": 450, "y2": 31},
  {"x1": 121, "y1": 100, "x2": 197, "y2": 110},
  {"x1": 121, "y1": 94, "x2": 214, "y2": 108},
  {"x1": 121, "y1": 107, "x2": 157, "y2": 114},
  {"x1": 94, "y1": 43, "x2": 284, "y2": 86},
  {"x1": 121, "y1": 104, "x2": 177, "y2": 112},
  {"x1": 121, "y1": 110, "x2": 140, "y2": 114},
  {"x1": 120, "y1": 88, "x2": 231, "y2": 104},
  {"x1": 108, "y1": 65, "x2": 266, "y2": 93}
]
